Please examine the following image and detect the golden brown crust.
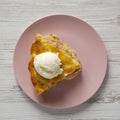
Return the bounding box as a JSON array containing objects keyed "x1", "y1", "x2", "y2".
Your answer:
[
  {"x1": 28, "y1": 34, "x2": 81, "y2": 95},
  {"x1": 44, "y1": 34, "x2": 81, "y2": 79}
]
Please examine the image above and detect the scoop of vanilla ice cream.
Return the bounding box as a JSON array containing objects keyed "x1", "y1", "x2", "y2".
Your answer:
[{"x1": 33, "y1": 52, "x2": 63, "y2": 79}]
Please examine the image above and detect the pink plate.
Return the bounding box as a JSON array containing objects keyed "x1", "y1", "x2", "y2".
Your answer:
[{"x1": 14, "y1": 15, "x2": 107, "y2": 109}]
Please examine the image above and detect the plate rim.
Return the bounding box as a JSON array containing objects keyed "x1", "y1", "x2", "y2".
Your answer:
[{"x1": 13, "y1": 14, "x2": 107, "y2": 109}]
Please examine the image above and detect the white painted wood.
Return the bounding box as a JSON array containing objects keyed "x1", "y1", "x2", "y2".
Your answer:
[
  {"x1": 0, "y1": 103, "x2": 120, "y2": 120},
  {"x1": 0, "y1": 0, "x2": 120, "y2": 119}
]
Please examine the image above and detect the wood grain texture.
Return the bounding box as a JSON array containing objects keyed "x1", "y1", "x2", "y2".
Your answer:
[{"x1": 0, "y1": 0, "x2": 120, "y2": 119}]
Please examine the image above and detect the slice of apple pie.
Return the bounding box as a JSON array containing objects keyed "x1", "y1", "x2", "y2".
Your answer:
[{"x1": 28, "y1": 34, "x2": 81, "y2": 95}]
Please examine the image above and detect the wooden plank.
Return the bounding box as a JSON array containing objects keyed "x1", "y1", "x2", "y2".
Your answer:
[
  {"x1": 0, "y1": 103, "x2": 120, "y2": 120},
  {"x1": 0, "y1": 0, "x2": 120, "y2": 119}
]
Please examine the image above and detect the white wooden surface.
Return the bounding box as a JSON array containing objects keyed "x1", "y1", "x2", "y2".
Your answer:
[{"x1": 0, "y1": 0, "x2": 120, "y2": 119}]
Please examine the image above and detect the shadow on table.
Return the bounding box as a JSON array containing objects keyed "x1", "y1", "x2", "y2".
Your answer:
[{"x1": 31, "y1": 61, "x2": 109, "y2": 115}]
